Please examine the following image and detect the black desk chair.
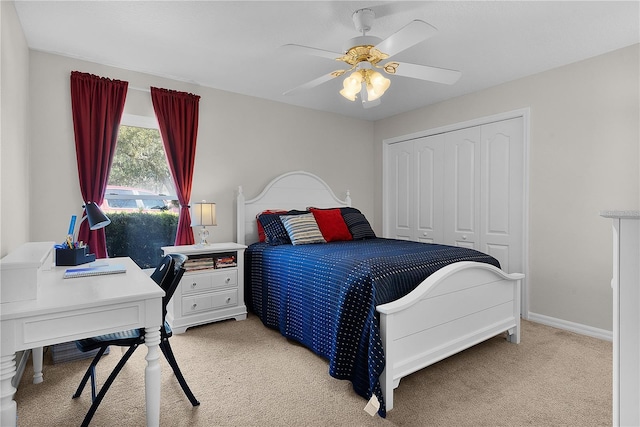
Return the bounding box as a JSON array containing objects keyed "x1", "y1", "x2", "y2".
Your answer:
[{"x1": 72, "y1": 254, "x2": 200, "y2": 426}]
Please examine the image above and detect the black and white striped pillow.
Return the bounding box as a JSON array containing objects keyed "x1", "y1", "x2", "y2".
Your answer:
[{"x1": 280, "y1": 213, "x2": 326, "y2": 245}]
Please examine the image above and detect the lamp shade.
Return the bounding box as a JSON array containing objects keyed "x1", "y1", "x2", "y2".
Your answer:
[
  {"x1": 84, "y1": 202, "x2": 111, "y2": 230},
  {"x1": 191, "y1": 202, "x2": 217, "y2": 227}
]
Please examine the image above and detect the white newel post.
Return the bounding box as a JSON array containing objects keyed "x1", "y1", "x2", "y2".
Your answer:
[
  {"x1": 1, "y1": 353, "x2": 17, "y2": 427},
  {"x1": 144, "y1": 326, "x2": 162, "y2": 426}
]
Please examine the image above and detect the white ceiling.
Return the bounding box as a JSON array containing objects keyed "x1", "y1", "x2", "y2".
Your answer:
[{"x1": 14, "y1": 1, "x2": 640, "y2": 121}]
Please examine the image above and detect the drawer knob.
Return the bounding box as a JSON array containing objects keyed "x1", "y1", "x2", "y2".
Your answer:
[
  {"x1": 226, "y1": 297, "x2": 231, "y2": 303},
  {"x1": 192, "y1": 303, "x2": 197, "y2": 309},
  {"x1": 225, "y1": 277, "x2": 231, "y2": 283},
  {"x1": 191, "y1": 282, "x2": 197, "y2": 288}
]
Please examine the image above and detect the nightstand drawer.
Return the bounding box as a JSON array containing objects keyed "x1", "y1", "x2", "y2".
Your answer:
[
  {"x1": 182, "y1": 270, "x2": 237, "y2": 295},
  {"x1": 182, "y1": 294, "x2": 213, "y2": 314},
  {"x1": 211, "y1": 289, "x2": 237, "y2": 309},
  {"x1": 181, "y1": 289, "x2": 238, "y2": 316},
  {"x1": 210, "y1": 269, "x2": 237, "y2": 289},
  {"x1": 182, "y1": 273, "x2": 213, "y2": 294}
]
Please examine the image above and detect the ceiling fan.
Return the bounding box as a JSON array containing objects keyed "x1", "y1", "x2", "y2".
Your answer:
[{"x1": 281, "y1": 8, "x2": 462, "y2": 109}]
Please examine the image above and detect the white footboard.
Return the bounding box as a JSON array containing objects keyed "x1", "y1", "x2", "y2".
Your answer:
[{"x1": 377, "y1": 261, "x2": 523, "y2": 412}]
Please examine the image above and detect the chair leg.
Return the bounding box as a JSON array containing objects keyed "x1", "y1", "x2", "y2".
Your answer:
[
  {"x1": 72, "y1": 346, "x2": 108, "y2": 399},
  {"x1": 160, "y1": 340, "x2": 200, "y2": 406},
  {"x1": 81, "y1": 344, "x2": 139, "y2": 427}
]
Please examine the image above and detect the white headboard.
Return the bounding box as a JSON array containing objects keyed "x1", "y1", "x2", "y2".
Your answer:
[{"x1": 237, "y1": 171, "x2": 351, "y2": 245}]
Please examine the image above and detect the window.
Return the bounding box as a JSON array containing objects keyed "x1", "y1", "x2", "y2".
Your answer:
[{"x1": 104, "y1": 114, "x2": 179, "y2": 269}]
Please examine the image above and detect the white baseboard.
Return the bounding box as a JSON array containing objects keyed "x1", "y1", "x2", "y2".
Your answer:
[{"x1": 527, "y1": 312, "x2": 612, "y2": 342}]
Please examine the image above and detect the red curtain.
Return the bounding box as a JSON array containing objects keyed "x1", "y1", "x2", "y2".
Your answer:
[
  {"x1": 150, "y1": 87, "x2": 200, "y2": 246},
  {"x1": 70, "y1": 71, "x2": 128, "y2": 258}
]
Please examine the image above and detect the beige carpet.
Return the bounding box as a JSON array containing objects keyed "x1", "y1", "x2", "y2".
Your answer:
[{"x1": 15, "y1": 316, "x2": 611, "y2": 426}]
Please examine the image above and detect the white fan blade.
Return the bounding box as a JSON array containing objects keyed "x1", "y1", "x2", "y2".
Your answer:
[
  {"x1": 375, "y1": 20, "x2": 438, "y2": 58},
  {"x1": 393, "y1": 62, "x2": 461, "y2": 85},
  {"x1": 283, "y1": 73, "x2": 337, "y2": 96},
  {"x1": 279, "y1": 44, "x2": 342, "y2": 61}
]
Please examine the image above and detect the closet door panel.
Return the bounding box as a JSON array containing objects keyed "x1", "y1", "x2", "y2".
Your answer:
[
  {"x1": 415, "y1": 135, "x2": 444, "y2": 244},
  {"x1": 444, "y1": 127, "x2": 481, "y2": 248},
  {"x1": 480, "y1": 118, "x2": 524, "y2": 273},
  {"x1": 385, "y1": 142, "x2": 414, "y2": 240}
]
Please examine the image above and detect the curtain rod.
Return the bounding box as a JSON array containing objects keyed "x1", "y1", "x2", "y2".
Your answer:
[{"x1": 128, "y1": 85, "x2": 150, "y2": 93}]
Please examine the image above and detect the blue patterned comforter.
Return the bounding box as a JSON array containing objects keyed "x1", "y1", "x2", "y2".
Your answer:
[{"x1": 245, "y1": 238, "x2": 500, "y2": 416}]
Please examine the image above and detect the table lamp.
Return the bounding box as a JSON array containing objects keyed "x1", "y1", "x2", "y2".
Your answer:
[{"x1": 191, "y1": 202, "x2": 216, "y2": 246}]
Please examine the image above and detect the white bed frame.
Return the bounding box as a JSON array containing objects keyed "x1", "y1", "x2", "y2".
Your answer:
[{"x1": 237, "y1": 171, "x2": 523, "y2": 412}]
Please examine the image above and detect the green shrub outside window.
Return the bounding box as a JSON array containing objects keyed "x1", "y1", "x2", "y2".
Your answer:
[{"x1": 105, "y1": 211, "x2": 179, "y2": 269}]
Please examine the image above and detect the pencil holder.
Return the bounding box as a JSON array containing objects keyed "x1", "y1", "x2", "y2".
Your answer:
[{"x1": 55, "y1": 247, "x2": 96, "y2": 266}]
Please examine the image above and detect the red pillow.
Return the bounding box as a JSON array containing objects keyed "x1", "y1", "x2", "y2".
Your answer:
[
  {"x1": 309, "y1": 208, "x2": 352, "y2": 242},
  {"x1": 256, "y1": 210, "x2": 287, "y2": 242}
]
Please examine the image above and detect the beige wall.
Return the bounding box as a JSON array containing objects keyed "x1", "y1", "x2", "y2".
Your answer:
[
  {"x1": 27, "y1": 52, "x2": 375, "y2": 246},
  {"x1": 4, "y1": 0, "x2": 637, "y2": 333},
  {"x1": 374, "y1": 44, "x2": 640, "y2": 331},
  {"x1": 0, "y1": 1, "x2": 31, "y2": 257}
]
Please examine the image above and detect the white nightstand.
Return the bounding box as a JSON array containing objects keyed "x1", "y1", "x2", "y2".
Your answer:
[{"x1": 161, "y1": 242, "x2": 247, "y2": 334}]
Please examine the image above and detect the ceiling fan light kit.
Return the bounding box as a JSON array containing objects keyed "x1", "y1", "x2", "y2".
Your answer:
[
  {"x1": 339, "y1": 68, "x2": 390, "y2": 102},
  {"x1": 283, "y1": 8, "x2": 461, "y2": 108}
]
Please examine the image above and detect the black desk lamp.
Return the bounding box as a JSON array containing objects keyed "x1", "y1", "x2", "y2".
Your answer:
[
  {"x1": 83, "y1": 201, "x2": 111, "y2": 230},
  {"x1": 72, "y1": 202, "x2": 111, "y2": 243}
]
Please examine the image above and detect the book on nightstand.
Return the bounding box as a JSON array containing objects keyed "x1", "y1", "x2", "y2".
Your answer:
[{"x1": 214, "y1": 255, "x2": 237, "y2": 268}]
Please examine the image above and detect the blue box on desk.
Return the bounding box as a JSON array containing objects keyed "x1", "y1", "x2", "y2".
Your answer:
[{"x1": 55, "y1": 247, "x2": 96, "y2": 266}]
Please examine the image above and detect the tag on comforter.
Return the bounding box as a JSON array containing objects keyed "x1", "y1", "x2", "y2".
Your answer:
[{"x1": 364, "y1": 394, "x2": 380, "y2": 416}]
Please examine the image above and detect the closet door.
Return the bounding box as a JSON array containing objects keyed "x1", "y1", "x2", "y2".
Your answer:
[
  {"x1": 385, "y1": 142, "x2": 414, "y2": 240},
  {"x1": 443, "y1": 127, "x2": 481, "y2": 249},
  {"x1": 479, "y1": 118, "x2": 524, "y2": 273},
  {"x1": 415, "y1": 135, "x2": 444, "y2": 243}
]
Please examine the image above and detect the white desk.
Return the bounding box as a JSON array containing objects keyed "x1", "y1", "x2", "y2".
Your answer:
[{"x1": 0, "y1": 257, "x2": 164, "y2": 426}]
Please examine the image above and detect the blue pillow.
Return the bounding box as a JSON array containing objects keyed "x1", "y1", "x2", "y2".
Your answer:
[
  {"x1": 257, "y1": 210, "x2": 306, "y2": 245},
  {"x1": 340, "y1": 207, "x2": 376, "y2": 240}
]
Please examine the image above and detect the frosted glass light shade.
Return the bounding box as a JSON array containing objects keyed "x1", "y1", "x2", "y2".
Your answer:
[
  {"x1": 339, "y1": 71, "x2": 363, "y2": 101},
  {"x1": 366, "y1": 71, "x2": 390, "y2": 101}
]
